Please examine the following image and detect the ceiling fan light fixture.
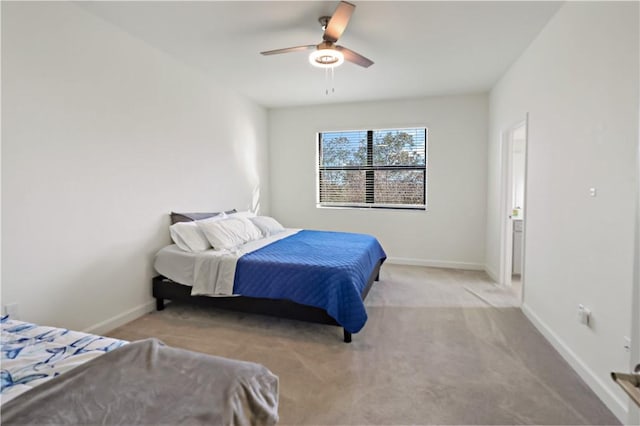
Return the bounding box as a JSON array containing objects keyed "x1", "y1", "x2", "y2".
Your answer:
[{"x1": 309, "y1": 49, "x2": 344, "y2": 68}]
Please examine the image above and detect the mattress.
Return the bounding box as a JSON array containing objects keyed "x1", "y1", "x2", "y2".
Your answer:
[
  {"x1": 154, "y1": 229, "x2": 300, "y2": 295},
  {"x1": 154, "y1": 243, "x2": 199, "y2": 287},
  {"x1": 155, "y1": 229, "x2": 387, "y2": 333}
]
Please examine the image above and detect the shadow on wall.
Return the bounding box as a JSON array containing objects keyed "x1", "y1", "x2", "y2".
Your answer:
[
  {"x1": 232, "y1": 106, "x2": 262, "y2": 213},
  {"x1": 251, "y1": 185, "x2": 261, "y2": 215}
]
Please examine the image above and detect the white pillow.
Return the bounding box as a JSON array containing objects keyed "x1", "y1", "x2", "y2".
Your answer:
[
  {"x1": 229, "y1": 210, "x2": 256, "y2": 219},
  {"x1": 169, "y1": 221, "x2": 211, "y2": 252},
  {"x1": 197, "y1": 217, "x2": 262, "y2": 250},
  {"x1": 249, "y1": 216, "x2": 285, "y2": 237}
]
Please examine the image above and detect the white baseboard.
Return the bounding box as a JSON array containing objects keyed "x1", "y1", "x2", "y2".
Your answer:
[
  {"x1": 84, "y1": 300, "x2": 155, "y2": 336},
  {"x1": 385, "y1": 257, "x2": 484, "y2": 271},
  {"x1": 521, "y1": 303, "x2": 627, "y2": 423}
]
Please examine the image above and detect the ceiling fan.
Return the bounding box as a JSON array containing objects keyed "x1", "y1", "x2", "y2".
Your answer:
[{"x1": 260, "y1": 1, "x2": 374, "y2": 68}]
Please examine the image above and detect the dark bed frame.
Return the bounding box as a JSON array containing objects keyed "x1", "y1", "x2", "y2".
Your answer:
[{"x1": 152, "y1": 260, "x2": 382, "y2": 343}]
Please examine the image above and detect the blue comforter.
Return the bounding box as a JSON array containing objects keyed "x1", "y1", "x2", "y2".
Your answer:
[{"x1": 234, "y1": 230, "x2": 386, "y2": 333}]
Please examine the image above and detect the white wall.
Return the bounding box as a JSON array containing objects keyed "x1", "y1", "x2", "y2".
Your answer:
[
  {"x1": 269, "y1": 95, "x2": 488, "y2": 269},
  {"x1": 487, "y1": 2, "x2": 638, "y2": 422},
  {"x1": 1, "y1": 2, "x2": 269, "y2": 333}
]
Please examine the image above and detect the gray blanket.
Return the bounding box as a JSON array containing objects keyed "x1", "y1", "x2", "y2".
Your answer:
[{"x1": 1, "y1": 338, "x2": 279, "y2": 425}]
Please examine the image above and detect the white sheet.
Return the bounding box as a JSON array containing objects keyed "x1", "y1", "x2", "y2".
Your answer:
[{"x1": 154, "y1": 229, "x2": 301, "y2": 296}]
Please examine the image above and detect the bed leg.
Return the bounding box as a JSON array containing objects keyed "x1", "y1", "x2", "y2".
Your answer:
[
  {"x1": 343, "y1": 329, "x2": 352, "y2": 343},
  {"x1": 375, "y1": 273, "x2": 380, "y2": 281},
  {"x1": 155, "y1": 298, "x2": 165, "y2": 311}
]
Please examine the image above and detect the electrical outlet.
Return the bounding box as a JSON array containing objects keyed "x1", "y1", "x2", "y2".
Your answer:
[{"x1": 623, "y1": 336, "x2": 631, "y2": 352}]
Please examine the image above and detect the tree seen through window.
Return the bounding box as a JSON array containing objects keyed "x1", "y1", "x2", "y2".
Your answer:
[{"x1": 318, "y1": 128, "x2": 427, "y2": 209}]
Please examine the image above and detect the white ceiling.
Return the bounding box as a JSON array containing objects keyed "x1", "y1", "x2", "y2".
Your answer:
[{"x1": 79, "y1": 1, "x2": 562, "y2": 108}]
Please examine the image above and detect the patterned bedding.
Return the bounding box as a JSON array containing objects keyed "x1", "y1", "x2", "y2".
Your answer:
[{"x1": 0, "y1": 315, "x2": 127, "y2": 405}]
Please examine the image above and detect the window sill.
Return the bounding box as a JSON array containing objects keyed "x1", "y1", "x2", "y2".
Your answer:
[{"x1": 316, "y1": 204, "x2": 427, "y2": 212}]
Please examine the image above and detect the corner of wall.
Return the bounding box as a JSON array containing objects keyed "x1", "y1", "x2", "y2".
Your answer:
[
  {"x1": 84, "y1": 300, "x2": 155, "y2": 336},
  {"x1": 484, "y1": 264, "x2": 499, "y2": 283}
]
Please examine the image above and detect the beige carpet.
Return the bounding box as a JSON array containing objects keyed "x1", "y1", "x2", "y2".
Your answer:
[{"x1": 108, "y1": 264, "x2": 619, "y2": 425}]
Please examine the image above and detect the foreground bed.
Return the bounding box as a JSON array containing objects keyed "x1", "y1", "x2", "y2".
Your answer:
[
  {"x1": 0, "y1": 316, "x2": 279, "y2": 425},
  {"x1": 154, "y1": 228, "x2": 386, "y2": 342}
]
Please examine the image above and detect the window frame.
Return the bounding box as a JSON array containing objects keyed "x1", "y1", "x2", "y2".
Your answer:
[{"x1": 316, "y1": 127, "x2": 428, "y2": 211}]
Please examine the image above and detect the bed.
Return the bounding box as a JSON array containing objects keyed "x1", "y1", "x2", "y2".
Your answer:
[
  {"x1": 153, "y1": 212, "x2": 387, "y2": 342},
  {"x1": 0, "y1": 316, "x2": 279, "y2": 425}
]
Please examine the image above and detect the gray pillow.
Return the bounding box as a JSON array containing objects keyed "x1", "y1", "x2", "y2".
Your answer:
[{"x1": 170, "y1": 209, "x2": 237, "y2": 225}]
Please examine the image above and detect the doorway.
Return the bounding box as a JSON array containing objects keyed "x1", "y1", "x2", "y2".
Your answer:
[{"x1": 499, "y1": 118, "x2": 528, "y2": 302}]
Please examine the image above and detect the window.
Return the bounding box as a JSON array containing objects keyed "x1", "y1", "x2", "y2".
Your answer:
[{"x1": 317, "y1": 127, "x2": 427, "y2": 210}]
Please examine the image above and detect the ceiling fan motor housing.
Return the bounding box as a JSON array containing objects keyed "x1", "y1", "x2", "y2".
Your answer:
[{"x1": 319, "y1": 16, "x2": 331, "y2": 30}]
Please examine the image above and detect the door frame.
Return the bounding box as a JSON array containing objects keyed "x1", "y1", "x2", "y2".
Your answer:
[
  {"x1": 499, "y1": 116, "x2": 528, "y2": 300},
  {"x1": 629, "y1": 111, "x2": 640, "y2": 424}
]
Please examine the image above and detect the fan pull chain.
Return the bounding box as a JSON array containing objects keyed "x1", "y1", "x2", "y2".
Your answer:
[
  {"x1": 325, "y1": 67, "x2": 329, "y2": 95},
  {"x1": 324, "y1": 66, "x2": 336, "y2": 96},
  {"x1": 331, "y1": 66, "x2": 335, "y2": 93}
]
